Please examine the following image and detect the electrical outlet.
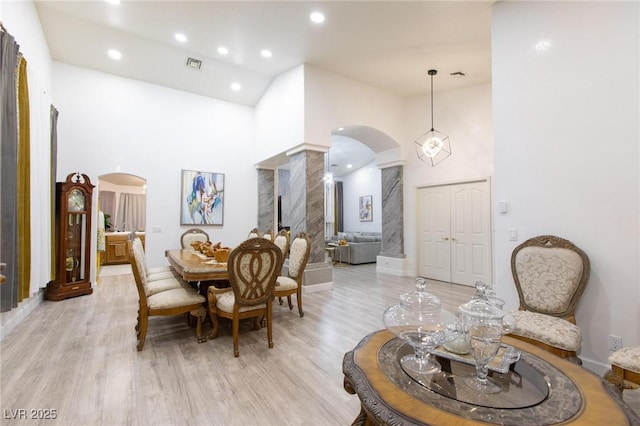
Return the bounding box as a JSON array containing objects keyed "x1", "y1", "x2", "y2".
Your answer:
[{"x1": 608, "y1": 335, "x2": 623, "y2": 351}]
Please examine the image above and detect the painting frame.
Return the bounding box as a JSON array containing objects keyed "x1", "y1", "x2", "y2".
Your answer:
[
  {"x1": 359, "y1": 195, "x2": 373, "y2": 222},
  {"x1": 180, "y1": 169, "x2": 224, "y2": 226}
]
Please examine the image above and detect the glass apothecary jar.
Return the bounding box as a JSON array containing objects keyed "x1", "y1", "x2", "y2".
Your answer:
[{"x1": 383, "y1": 278, "x2": 459, "y2": 375}]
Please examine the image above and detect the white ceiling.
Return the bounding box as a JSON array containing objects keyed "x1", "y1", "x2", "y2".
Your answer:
[{"x1": 34, "y1": 0, "x2": 494, "y2": 175}]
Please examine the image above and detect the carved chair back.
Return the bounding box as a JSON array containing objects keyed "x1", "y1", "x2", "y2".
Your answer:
[{"x1": 511, "y1": 235, "x2": 590, "y2": 324}]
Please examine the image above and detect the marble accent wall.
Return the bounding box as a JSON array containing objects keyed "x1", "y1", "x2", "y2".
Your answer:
[
  {"x1": 257, "y1": 169, "x2": 275, "y2": 233},
  {"x1": 289, "y1": 150, "x2": 325, "y2": 263},
  {"x1": 381, "y1": 165, "x2": 405, "y2": 258},
  {"x1": 278, "y1": 169, "x2": 291, "y2": 228}
]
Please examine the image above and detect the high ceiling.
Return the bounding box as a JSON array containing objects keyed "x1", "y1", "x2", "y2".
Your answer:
[{"x1": 33, "y1": 0, "x2": 494, "y2": 174}]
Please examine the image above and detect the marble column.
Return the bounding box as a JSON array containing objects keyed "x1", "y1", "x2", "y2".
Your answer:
[
  {"x1": 278, "y1": 169, "x2": 291, "y2": 229},
  {"x1": 257, "y1": 169, "x2": 275, "y2": 232},
  {"x1": 287, "y1": 149, "x2": 332, "y2": 291},
  {"x1": 289, "y1": 150, "x2": 325, "y2": 263},
  {"x1": 380, "y1": 165, "x2": 405, "y2": 258}
]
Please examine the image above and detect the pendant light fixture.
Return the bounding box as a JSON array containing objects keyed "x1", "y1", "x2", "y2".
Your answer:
[
  {"x1": 414, "y1": 69, "x2": 451, "y2": 166},
  {"x1": 323, "y1": 150, "x2": 334, "y2": 186}
]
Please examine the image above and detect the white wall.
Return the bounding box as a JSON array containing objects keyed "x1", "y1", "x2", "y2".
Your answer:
[
  {"x1": 341, "y1": 161, "x2": 382, "y2": 232},
  {"x1": 304, "y1": 65, "x2": 407, "y2": 149},
  {"x1": 254, "y1": 65, "x2": 305, "y2": 162},
  {"x1": 492, "y1": 1, "x2": 639, "y2": 370},
  {"x1": 403, "y1": 83, "x2": 494, "y2": 274},
  {"x1": 53, "y1": 63, "x2": 258, "y2": 270},
  {"x1": 1, "y1": 1, "x2": 52, "y2": 94}
]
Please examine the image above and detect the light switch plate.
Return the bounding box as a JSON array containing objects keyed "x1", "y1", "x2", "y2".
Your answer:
[
  {"x1": 509, "y1": 228, "x2": 518, "y2": 241},
  {"x1": 498, "y1": 201, "x2": 508, "y2": 214}
]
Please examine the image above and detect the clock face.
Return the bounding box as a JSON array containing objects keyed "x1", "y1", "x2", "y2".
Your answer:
[{"x1": 68, "y1": 189, "x2": 85, "y2": 211}]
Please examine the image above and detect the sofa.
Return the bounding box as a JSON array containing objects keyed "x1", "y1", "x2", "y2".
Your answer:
[{"x1": 327, "y1": 231, "x2": 382, "y2": 265}]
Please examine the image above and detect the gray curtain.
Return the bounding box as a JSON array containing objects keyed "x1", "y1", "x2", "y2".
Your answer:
[
  {"x1": 335, "y1": 181, "x2": 344, "y2": 233},
  {"x1": 50, "y1": 105, "x2": 58, "y2": 284},
  {"x1": 99, "y1": 190, "x2": 116, "y2": 229},
  {"x1": 0, "y1": 28, "x2": 19, "y2": 311},
  {"x1": 116, "y1": 193, "x2": 146, "y2": 232}
]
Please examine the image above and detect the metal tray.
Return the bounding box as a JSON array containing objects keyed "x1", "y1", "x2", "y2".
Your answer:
[{"x1": 432, "y1": 343, "x2": 521, "y2": 374}]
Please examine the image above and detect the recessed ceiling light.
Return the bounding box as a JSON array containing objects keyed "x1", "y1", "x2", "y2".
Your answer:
[
  {"x1": 337, "y1": 127, "x2": 344, "y2": 131},
  {"x1": 174, "y1": 33, "x2": 187, "y2": 43},
  {"x1": 535, "y1": 39, "x2": 551, "y2": 53},
  {"x1": 230, "y1": 82, "x2": 242, "y2": 91},
  {"x1": 310, "y1": 12, "x2": 325, "y2": 24},
  {"x1": 105, "y1": 0, "x2": 120, "y2": 5},
  {"x1": 347, "y1": 164, "x2": 353, "y2": 169},
  {"x1": 217, "y1": 46, "x2": 229, "y2": 55},
  {"x1": 107, "y1": 49, "x2": 122, "y2": 60},
  {"x1": 260, "y1": 49, "x2": 272, "y2": 58}
]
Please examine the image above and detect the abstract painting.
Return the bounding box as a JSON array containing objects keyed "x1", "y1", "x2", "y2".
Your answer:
[
  {"x1": 181, "y1": 169, "x2": 224, "y2": 225},
  {"x1": 359, "y1": 195, "x2": 373, "y2": 222}
]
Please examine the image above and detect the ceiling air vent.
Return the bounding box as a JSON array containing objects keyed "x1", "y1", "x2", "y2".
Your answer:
[{"x1": 186, "y1": 57, "x2": 202, "y2": 70}]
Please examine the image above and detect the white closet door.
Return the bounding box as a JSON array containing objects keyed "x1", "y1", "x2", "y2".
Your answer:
[
  {"x1": 450, "y1": 181, "x2": 492, "y2": 286},
  {"x1": 418, "y1": 186, "x2": 451, "y2": 282},
  {"x1": 418, "y1": 180, "x2": 492, "y2": 287}
]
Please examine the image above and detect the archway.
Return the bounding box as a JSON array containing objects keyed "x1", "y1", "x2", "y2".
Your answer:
[
  {"x1": 97, "y1": 173, "x2": 146, "y2": 232},
  {"x1": 97, "y1": 173, "x2": 147, "y2": 271}
]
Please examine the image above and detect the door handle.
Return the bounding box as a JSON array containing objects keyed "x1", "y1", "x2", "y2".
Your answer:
[
  {"x1": 451, "y1": 238, "x2": 457, "y2": 241},
  {"x1": 442, "y1": 237, "x2": 449, "y2": 241}
]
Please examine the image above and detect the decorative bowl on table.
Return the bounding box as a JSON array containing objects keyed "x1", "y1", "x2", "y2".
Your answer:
[
  {"x1": 190, "y1": 241, "x2": 205, "y2": 251},
  {"x1": 212, "y1": 249, "x2": 230, "y2": 263}
]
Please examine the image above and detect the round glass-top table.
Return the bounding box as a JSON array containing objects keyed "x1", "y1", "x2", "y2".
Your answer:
[{"x1": 343, "y1": 330, "x2": 631, "y2": 425}]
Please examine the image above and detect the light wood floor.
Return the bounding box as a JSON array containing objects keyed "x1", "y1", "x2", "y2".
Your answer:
[{"x1": 1, "y1": 264, "x2": 637, "y2": 425}]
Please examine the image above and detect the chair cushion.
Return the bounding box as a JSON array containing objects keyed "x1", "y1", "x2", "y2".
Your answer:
[
  {"x1": 147, "y1": 288, "x2": 204, "y2": 310},
  {"x1": 514, "y1": 247, "x2": 584, "y2": 314},
  {"x1": 145, "y1": 277, "x2": 190, "y2": 297},
  {"x1": 609, "y1": 346, "x2": 640, "y2": 373},
  {"x1": 147, "y1": 270, "x2": 181, "y2": 282},
  {"x1": 509, "y1": 311, "x2": 582, "y2": 351},
  {"x1": 147, "y1": 266, "x2": 173, "y2": 274},
  {"x1": 275, "y1": 276, "x2": 297, "y2": 291},
  {"x1": 216, "y1": 291, "x2": 267, "y2": 313}
]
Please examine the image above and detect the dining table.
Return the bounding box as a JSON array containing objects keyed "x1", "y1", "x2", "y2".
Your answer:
[{"x1": 165, "y1": 248, "x2": 229, "y2": 282}]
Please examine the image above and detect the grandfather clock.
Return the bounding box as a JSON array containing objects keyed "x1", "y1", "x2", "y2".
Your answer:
[{"x1": 46, "y1": 172, "x2": 94, "y2": 301}]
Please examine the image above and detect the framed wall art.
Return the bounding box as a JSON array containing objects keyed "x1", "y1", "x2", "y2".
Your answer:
[
  {"x1": 359, "y1": 195, "x2": 373, "y2": 222},
  {"x1": 181, "y1": 169, "x2": 224, "y2": 225}
]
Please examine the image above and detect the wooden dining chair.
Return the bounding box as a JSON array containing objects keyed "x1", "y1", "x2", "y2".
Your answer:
[
  {"x1": 274, "y1": 232, "x2": 311, "y2": 318},
  {"x1": 180, "y1": 228, "x2": 210, "y2": 249},
  {"x1": 247, "y1": 228, "x2": 260, "y2": 239},
  {"x1": 273, "y1": 229, "x2": 290, "y2": 260},
  {"x1": 128, "y1": 232, "x2": 180, "y2": 281},
  {"x1": 262, "y1": 228, "x2": 274, "y2": 241},
  {"x1": 207, "y1": 237, "x2": 282, "y2": 357},
  {"x1": 127, "y1": 239, "x2": 206, "y2": 350}
]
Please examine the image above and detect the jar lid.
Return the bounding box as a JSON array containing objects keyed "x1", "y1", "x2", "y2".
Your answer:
[
  {"x1": 400, "y1": 289, "x2": 441, "y2": 313},
  {"x1": 459, "y1": 297, "x2": 504, "y2": 319}
]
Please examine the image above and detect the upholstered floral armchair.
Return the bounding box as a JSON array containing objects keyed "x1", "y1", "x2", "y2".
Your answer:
[
  {"x1": 508, "y1": 235, "x2": 590, "y2": 364},
  {"x1": 605, "y1": 346, "x2": 640, "y2": 395}
]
